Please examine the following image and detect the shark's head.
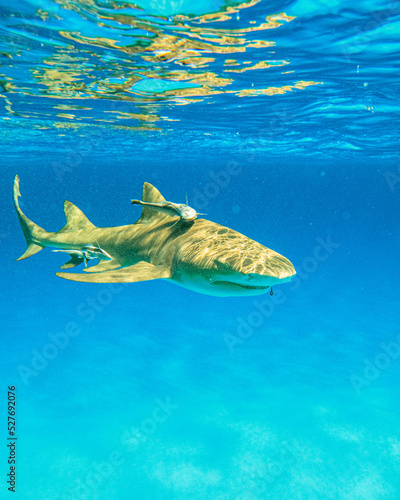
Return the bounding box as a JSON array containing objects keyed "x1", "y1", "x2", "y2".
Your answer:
[
  {"x1": 204, "y1": 251, "x2": 295, "y2": 297},
  {"x1": 173, "y1": 223, "x2": 296, "y2": 297}
]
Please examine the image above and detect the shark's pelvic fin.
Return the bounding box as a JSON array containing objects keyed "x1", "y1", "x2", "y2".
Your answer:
[
  {"x1": 13, "y1": 175, "x2": 45, "y2": 260},
  {"x1": 60, "y1": 254, "x2": 85, "y2": 269},
  {"x1": 56, "y1": 261, "x2": 171, "y2": 283},
  {"x1": 60, "y1": 201, "x2": 96, "y2": 232}
]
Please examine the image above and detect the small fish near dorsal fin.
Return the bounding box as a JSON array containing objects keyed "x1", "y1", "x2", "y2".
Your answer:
[
  {"x1": 136, "y1": 182, "x2": 175, "y2": 224},
  {"x1": 60, "y1": 201, "x2": 96, "y2": 233}
]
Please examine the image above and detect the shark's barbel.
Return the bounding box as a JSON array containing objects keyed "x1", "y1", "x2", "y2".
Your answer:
[{"x1": 13, "y1": 175, "x2": 296, "y2": 297}]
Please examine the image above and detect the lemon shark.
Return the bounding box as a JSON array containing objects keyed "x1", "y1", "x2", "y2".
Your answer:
[{"x1": 13, "y1": 175, "x2": 296, "y2": 297}]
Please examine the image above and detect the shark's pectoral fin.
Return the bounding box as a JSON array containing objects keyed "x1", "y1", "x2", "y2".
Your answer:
[
  {"x1": 56, "y1": 261, "x2": 171, "y2": 284},
  {"x1": 83, "y1": 260, "x2": 121, "y2": 273},
  {"x1": 60, "y1": 255, "x2": 85, "y2": 269}
]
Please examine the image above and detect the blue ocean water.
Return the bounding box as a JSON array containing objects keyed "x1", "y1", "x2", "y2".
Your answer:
[{"x1": 1, "y1": 0, "x2": 400, "y2": 498}]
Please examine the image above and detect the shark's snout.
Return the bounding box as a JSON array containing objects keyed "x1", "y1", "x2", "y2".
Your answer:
[{"x1": 260, "y1": 254, "x2": 296, "y2": 283}]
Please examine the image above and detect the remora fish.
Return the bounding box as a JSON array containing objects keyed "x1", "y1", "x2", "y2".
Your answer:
[
  {"x1": 131, "y1": 198, "x2": 201, "y2": 222},
  {"x1": 52, "y1": 244, "x2": 112, "y2": 268},
  {"x1": 13, "y1": 175, "x2": 296, "y2": 297}
]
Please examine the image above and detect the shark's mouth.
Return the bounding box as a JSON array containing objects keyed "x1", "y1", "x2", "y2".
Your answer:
[{"x1": 211, "y1": 281, "x2": 269, "y2": 290}]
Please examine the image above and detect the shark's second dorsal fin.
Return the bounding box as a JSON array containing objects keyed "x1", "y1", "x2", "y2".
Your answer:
[
  {"x1": 136, "y1": 182, "x2": 175, "y2": 224},
  {"x1": 60, "y1": 201, "x2": 96, "y2": 232}
]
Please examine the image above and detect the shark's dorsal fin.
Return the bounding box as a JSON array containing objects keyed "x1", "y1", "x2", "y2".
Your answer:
[
  {"x1": 143, "y1": 182, "x2": 165, "y2": 203},
  {"x1": 136, "y1": 183, "x2": 175, "y2": 224},
  {"x1": 60, "y1": 201, "x2": 96, "y2": 232}
]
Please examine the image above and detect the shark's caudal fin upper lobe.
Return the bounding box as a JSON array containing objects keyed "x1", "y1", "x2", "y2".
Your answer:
[
  {"x1": 13, "y1": 175, "x2": 46, "y2": 260},
  {"x1": 13, "y1": 175, "x2": 97, "y2": 261}
]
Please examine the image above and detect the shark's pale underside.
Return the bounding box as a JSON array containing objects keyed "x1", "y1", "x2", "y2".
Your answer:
[{"x1": 13, "y1": 175, "x2": 296, "y2": 297}]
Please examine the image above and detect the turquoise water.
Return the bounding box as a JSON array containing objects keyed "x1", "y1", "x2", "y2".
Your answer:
[{"x1": 1, "y1": 0, "x2": 400, "y2": 499}]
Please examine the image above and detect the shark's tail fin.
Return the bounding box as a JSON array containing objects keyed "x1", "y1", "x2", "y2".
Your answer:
[{"x1": 13, "y1": 175, "x2": 46, "y2": 260}]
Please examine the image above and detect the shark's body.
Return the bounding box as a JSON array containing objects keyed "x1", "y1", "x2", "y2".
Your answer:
[{"x1": 13, "y1": 176, "x2": 296, "y2": 297}]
